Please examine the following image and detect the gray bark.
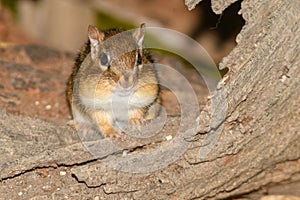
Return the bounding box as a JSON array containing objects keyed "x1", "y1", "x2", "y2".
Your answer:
[{"x1": 0, "y1": 0, "x2": 299, "y2": 199}]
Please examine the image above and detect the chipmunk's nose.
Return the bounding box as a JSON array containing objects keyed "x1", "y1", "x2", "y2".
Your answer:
[{"x1": 118, "y1": 73, "x2": 134, "y2": 89}]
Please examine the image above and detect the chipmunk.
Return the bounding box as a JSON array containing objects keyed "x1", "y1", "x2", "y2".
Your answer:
[{"x1": 67, "y1": 24, "x2": 161, "y2": 138}]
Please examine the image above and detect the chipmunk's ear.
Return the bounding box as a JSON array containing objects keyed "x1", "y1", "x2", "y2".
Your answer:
[
  {"x1": 133, "y1": 23, "x2": 145, "y2": 48},
  {"x1": 88, "y1": 25, "x2": 104, "y2": 59}
]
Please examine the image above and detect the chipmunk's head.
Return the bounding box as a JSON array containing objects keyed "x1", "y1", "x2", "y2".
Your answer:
[{"x1": 87, "y1": 24, "x2": 146, "y2": 91}]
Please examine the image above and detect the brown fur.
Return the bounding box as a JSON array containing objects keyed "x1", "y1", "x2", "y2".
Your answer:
[{"x1": 67, "y1": 25, "x2": 161, "y2": 138}]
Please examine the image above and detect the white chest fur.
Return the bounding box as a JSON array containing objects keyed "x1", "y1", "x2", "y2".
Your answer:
[{"x1": 80, "y1": 89, "x2": 155, "y2": 111}]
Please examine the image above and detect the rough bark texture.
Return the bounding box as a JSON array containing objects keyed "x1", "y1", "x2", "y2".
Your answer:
[
  {"x1": 1, "y1": 0, "x2": 300, "y2": 199},
  {"x1": 185, "y1": 0, "x2": 238, "y2": 13}
]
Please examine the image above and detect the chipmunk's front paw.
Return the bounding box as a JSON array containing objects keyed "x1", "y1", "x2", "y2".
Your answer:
[
  {"x1": 102, "y1": 126, "x2": 124, "y2": 139},
  {"x1": 129, "y1": 117, "x2": 147, "y2": 132},
  {"x1": 66, "y1": 120, "x2": 77, "y2": 129}
]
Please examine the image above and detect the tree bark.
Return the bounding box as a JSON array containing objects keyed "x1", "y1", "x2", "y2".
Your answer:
[{"x1": 0, "y1": 0, "x2": 299, "y2": 199}]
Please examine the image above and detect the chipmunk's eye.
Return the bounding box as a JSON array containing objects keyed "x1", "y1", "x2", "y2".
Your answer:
[
  {"x1": 137, "y1": 53, "x2": 142, "y2": 66},
  {"x1": 99, "y1": 53, "x2": 109, "y2": 66}
]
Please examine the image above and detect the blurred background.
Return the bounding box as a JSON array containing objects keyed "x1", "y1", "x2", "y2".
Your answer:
[{"x1": 0, "y1": 0, "x2": 244, "y2": 64}]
